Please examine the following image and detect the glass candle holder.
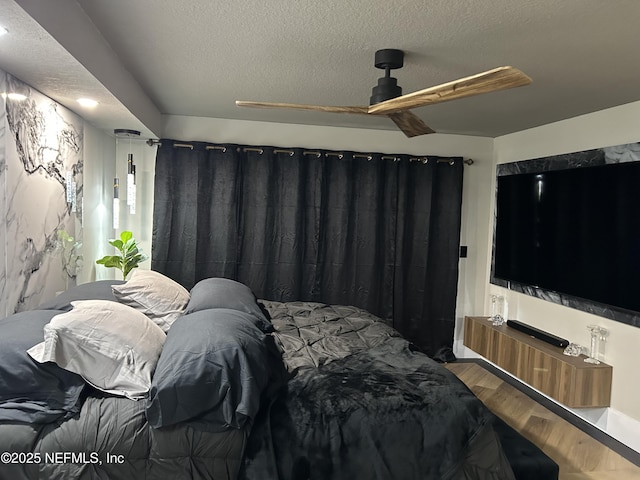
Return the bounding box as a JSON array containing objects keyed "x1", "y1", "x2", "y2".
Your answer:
[
  {"x1": 585, "y1": 325, "x2": 607, "y2": 364},
  {"x1": 490, "y1": 294, "x2": 507, "y2": 326}
]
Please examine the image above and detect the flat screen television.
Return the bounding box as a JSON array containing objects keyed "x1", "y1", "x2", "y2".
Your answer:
[{"x1": 493, "y1": 161, "x2": 640, "y2": 317}]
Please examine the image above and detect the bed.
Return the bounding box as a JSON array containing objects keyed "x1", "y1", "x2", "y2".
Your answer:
[
  {"x1": 0, "y1": 272, "x2": 556, "y2": 480},
  {"x1": 240, "y1": 301, "x2": 517, "y2": 480}
]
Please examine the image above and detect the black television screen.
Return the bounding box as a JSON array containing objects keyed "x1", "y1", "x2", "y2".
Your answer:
[{"x1": 493, "y1": 161, "x2": 640, "y2": 314}]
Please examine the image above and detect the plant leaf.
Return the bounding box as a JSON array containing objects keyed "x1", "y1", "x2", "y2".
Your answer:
[
  {"x1": 96, "y1": 230, "x2": 147, "y2": 279},
  {"x1": 109, "y1": 239, "x2": 124, "y2": 250},
  {"x1": 120, "y1": 231, "x2": 133, "y2": 243},
  {"x1": 95, "y1": 255, "x2": 123, "y2": 268}
]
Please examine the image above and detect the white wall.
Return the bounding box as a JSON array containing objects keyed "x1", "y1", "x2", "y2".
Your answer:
[
  {"x1": 485, "y1": 101, "x2": 640, "y2": 447},
  {"x1": 81, "y1": 124, "x2": 116, "y2": 283},
  {"x1": 113, "y1": 136, "x2": 156, "y2": 270},
  {"x1": 162, "y1": 115, "x2": 494, "y2": 159},
  {"x1": 81, "y1": 131, "x2": 156, "y2": 282}
]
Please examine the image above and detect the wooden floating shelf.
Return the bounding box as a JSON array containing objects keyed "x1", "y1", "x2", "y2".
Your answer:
[{"x1": 464, "y1": 316, "x2": 612, "y2": 408}]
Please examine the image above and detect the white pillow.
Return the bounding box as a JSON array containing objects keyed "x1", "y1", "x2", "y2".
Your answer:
[
  {"x1": 111, "y1": 269, "x2": 190, "y2": 332},
  {"x1": 28, "y1": 300, "x2": 166, "y2": 400}
]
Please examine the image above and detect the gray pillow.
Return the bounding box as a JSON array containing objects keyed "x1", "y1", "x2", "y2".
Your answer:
[
  {"x1": 112, "y1": 269, "x2": 190, "y2": 332},
  {"x1": 0, "y1": 310, "x2": 85, "y2": 423},
  {"x1": 28, "y1": 300, "x2": 166, "y2": 400},
  {"x1": 185, "y1": 278, "x2": 273, "y2": 332},
  {"x1": 37, "y1": 280, "x2": 125, "y2": 311},
  {"x1": 145, "y1": 309, "x2": 271, "y2": 431}
]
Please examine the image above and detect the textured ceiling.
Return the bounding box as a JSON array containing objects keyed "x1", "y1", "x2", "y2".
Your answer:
[{"x1": 2, "y1": 0, "x2": 640, "y2": 138}]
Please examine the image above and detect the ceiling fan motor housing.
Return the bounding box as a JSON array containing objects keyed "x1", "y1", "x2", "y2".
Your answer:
[
  {"x1": 370, "y1": 49, "x2": 404, "y2": 105},
  {"x1": 370, "y1": 77, "x2": 402, "y2": 104}
]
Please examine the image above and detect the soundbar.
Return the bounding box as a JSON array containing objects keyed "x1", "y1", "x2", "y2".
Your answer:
[{"x1": 506, "y1": 320, "x2": 569, "y2": 348}]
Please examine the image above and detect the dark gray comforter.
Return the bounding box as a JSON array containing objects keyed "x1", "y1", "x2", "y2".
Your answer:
[
  {"x1": 0, "y1": 393, "x2": 246, "y2": 479},
  {"x1": 240, "y1": 301, "x2": 515, "y2": 480}
]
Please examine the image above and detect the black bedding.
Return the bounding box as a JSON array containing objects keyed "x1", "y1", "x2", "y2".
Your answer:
[
  {"x1": 240, "y1": 301, "x2": 516, "y2": 480},
  {"x1": 0, "y1": 279, "x2": 543, "y2": 480},
  {"x1": 241, "y1": 339, "x2": 513, "y2": 480}
]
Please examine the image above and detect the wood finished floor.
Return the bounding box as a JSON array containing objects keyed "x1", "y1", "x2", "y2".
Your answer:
[{"x1": 445, "y1": 361, "x2": 640, "y2": 480}]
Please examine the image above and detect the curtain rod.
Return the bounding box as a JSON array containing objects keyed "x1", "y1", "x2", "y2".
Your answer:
[{"x1": 146, "y1": 139, "x2": 474, "y2": 165}]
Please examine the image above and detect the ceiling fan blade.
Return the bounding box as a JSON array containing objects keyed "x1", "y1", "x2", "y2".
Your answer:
[
  {"x1": 368, "y1": 66, "x2": 532, "y2": 115},
  {"x1": 236, "y1": 100, "x2": 369, "y2": 115},
  {"x1": 387, "y1": 111, "x2": 435, "y2": 137}
]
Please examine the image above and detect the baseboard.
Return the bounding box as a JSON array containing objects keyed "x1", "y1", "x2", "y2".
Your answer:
[
  {"x1": 606, "y1": 408, "x2": 640, "y2": 455},
  {"x1": 453, "y1": 354, "x2": 640, "y2": 468}
]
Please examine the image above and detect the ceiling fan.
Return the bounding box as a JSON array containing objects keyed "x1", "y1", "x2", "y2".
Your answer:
[{"x1": 236, "y1": 49, "x2": 532, "y2": 138}]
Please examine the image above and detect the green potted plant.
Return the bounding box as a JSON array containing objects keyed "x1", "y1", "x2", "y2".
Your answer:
[{"x1": 96, "y1": 230, "x2": 148, "y2": 280}]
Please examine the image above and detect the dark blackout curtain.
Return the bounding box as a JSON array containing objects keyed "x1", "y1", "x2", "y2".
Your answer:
[{"x1": 152, "y1": 140, "x2": 464, "y2": 356}]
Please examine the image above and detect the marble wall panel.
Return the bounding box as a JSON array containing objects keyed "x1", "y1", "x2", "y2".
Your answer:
[
  {"x1": 1, "y1": 72, "x2": 83, "y2": 315},
  {"x1": 0, "y1": 73, "x2": 6, "y2": 316}
]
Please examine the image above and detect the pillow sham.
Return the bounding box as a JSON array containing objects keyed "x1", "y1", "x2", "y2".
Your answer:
[
  {"x1": 111, "y1": 269, "x2": 190, "y2": 332},
  {"x1": 185, "y1": 277, "x2": 273, "y2": 332},
  {"x1": 0, "y1": 310, "x2": 86, "y2": 423},
  {"x1": 28, "y1": 300, "x2": 166, "y2": 400},
  {"x1": 37, "y1": 279, "x2": 125, "y2": 311},
  {"x1": 145, "y1": 308, "x2": 271, "y2": 432}
]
